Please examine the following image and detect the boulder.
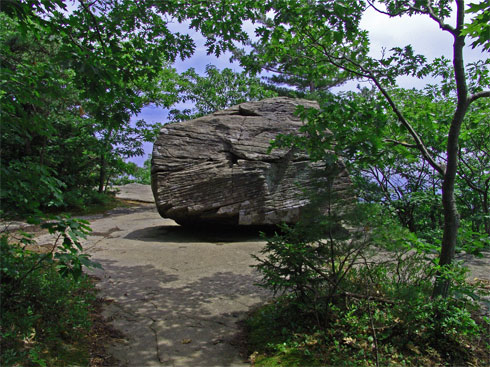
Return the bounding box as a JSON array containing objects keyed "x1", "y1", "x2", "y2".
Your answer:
[{"x1": 151, "y1": 97, "x2": 351, "y2": 226}]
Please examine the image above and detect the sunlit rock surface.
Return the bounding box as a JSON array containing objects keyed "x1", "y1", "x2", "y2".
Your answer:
[{"x1": 151, "y1": 97, "x2": 351, "y2": 226}]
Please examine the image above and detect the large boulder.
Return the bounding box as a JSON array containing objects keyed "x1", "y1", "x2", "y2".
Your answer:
[{"x1": 151, "y1": 97, "x2": 351, "y2": 226}]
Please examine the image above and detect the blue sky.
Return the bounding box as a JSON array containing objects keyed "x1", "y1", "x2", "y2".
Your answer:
[{"x1": 128, "y1": 6, "x2": 487, "y2": 166}]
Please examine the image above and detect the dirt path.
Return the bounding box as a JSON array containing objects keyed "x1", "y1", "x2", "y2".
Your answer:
[{"x1": 84, "y1": 202, "x2": 269, "y2": 367}]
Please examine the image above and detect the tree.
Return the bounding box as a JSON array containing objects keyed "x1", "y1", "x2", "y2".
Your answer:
[
  {"x1": 81, "y1": 67, "x2": 180, "y2": 193},
  {"x1": 0, "y1": 13, "x2": 88, "y2": 215},
  {"x1": 0, "y1": 0, "x2": 252, "y2": 214},
  {"x1": 0, "y1": 11, "x2": 172, "y2": 212},
  {"x1": 231, "y1": 1, "x2": 367, "y2": 95},
  {"x1": 169, "y1": 64, "x2": 277, "y2": 121},
  {"x1": 213, "y1": 0, "x2": 489, "y2": 298}
]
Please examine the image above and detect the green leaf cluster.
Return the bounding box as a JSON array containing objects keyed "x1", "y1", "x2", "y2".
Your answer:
[
  {"x1": 169, "y1": 64, "x2": 277, "y2": 121},
  {"x1": 0, "y1": 0, "x2": 205, "y2": 215},
  {"x1": 0, "y1": 216, "x2": 99, "y2": 366},
  {"x1": 252, "y1": 190, "x2": 488, "y2": 365},
  {"x1": 461, "y1": 1, "x2": 490, "y2": 51}
]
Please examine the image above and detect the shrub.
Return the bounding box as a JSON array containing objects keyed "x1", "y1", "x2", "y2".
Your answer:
[
  {"x1": 0, "y1": 159, "x2": 65, "y2": 218},
  {"x1": 0, "y1": 216, "x2": 100, "y2": 366},
  {"x1": 251, "y1": 197, "x2": 489, "y2": 365}
]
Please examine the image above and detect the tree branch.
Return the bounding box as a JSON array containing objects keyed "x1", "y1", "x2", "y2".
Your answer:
[
  {"x1": 384, "y1": 138, "x2": 418, "y2": 149},
  {"x1": 366, "y1": 0, "x2": 404, "y2": 17},
  {"x1": 424, "y1": 1, "x2": 456, "y2": 35},
  {"x1": 368, "y1": 76, "x2": 445, "y2": 176},
  {"x1": 303, "y1": 29, "x2": 445, "y2": 176},
  {"x1": 366, "y1": 0, "x2": 455, "y2": 35},
  {"x1": 458, "y1": 151, "x2": 486, "y2": 194},
  {"x1": 343, "y1": 291, "x2": 396, "y2": 305},
  {"x1": 79, "y1": 0, "x2": 107, "y2": 53},
  {"x1": 302, "y1": 29, "x2": 370, "y2": 79},
  {"x1": 468, "y1": 90, "x2": 490, "y2": 104}
]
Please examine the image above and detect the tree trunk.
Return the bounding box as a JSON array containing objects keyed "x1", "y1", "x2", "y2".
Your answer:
[
  {"x1": 98, "y1": 153, "x2": 106, "y2": 194},
  {"x1": 432, "y1": 1, "x2": 468, "y2": 298},
  {"x1": 104, "y1": 174, "x2": 111, "y2": 194},
  {"x1": 432, "y1": 172, "x2": 461, "y2": 298},
  {"x1": 309, "y1": 81, "x2": 315, "y2": 93},
  {"x1": 484, "y1": 194, "x2": 490, "y2": 235},
  {"x1": 98, "y1": 129, "x2": 113, "y2": 194}
]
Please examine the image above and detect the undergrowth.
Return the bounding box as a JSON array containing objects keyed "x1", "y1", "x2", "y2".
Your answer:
[
  {"x1": 0, "y1": 216, "x2": 101, "y2": 366},
  {"x1": 50, "y1": 190, "x2": 131, "y2": 217},
  {"x1": 247, "y1": 199, "x2": 490, "y2": 366},
  {"x1": 247, "y1": 280, "x2": 490, "y2": 366}
]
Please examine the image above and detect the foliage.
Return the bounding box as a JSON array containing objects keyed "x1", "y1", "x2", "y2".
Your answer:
[
  {"x1": 254, "y1": 182, "x2": 374, "y2": 309},
  {"x1": 112, "y1": 155, "x2": 153, "y2": 186},
  {"x1": 249, "y1": 146, "x2": 489, "y2": 364},
  {"x1": 133, "y1": 156, "x2": 152, "y2": 185},
  {"x1": 234, "y1": 0, "x2": 367, "y2": 94},
  {"x1": 0, "y1": 0, "x2": 255, "y2": 217},
  {"x1": 0, "y1": 160, "x2": 66, "y2": 217},
  {"x1": 207, "y1": 0, "x2": 490, "y2": 298},
  {"x1": 169, "y1": 64, "x2": 277, "y2": 122},
  {"x1": 269, "y1": 56, "x2": 490, "y2": 251},
  {"x1": 461, "y1": 0, "x2": 490, "y2": 51},
  {"x1": 247, "y1": 291, "x2": 489, "y2": 366},
  {"x1": 251, "y1": 198, "x2": 489, "y2": 366},
  {"x1": 0, "y1": 216, "x2": 100, "y2": 366},
  {"x1": 273, "y1": 74, "x2": 489, "y2": 247}
]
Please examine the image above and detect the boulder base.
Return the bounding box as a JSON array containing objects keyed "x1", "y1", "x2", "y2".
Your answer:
[{"x1": 151, "y1": 97, "x2": 351, "y2": 226}]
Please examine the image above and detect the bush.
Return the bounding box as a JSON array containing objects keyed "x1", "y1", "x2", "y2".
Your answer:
[
  {"x1": 254, "y1": 198, "x2": 388, "y2": 320},
  {"x1": 0, "y1": 216, "x2": 100, "y2": 366},
  {"x1": 0, "y1": 158, "x2": 122, "y2": 218},
  {"x1": 111, "y1": 155, "x2": 152, "y2": 186},
  {"x1": 250, "y1": 200, "x2": 490, "y2": 366},
  {"x1": 61, "y1": 188, "x2": 117, "y2": 213},
  {"x1": 0, "y1": 159, "x2": 65, "y2": 218}
]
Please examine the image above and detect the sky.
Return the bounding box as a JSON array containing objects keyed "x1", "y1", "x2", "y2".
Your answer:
[{"x1": 128, "y1": 5, "x2": 487, "y2": 166}]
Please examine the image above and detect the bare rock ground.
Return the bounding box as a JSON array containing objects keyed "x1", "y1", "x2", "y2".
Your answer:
[
  {"x1": 113, "y1": 183, "x2": 155, "y2": 203},
  {"x1": 37, "y1": 183, "x2": 485, "y2": 366},
  {"x1": 83, "y1": 194, "x2": 269, "y2": 366}
]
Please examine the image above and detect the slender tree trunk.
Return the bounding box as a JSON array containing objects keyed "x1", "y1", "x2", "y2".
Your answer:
[
  {"x1": 484, "y1": 190, "x2": 489, "y2": 235},
  {"x1": 432, "y1": 1, "x2": 468, "y2": 298},
  {"x1": 98, "y1": 153, "x2": 106, "y2": 193},
  {"x1": 432, "y1": 169, "x2": 461, "y2": 298},
  {"x1": 40, "y1": 137, "x2": 46, "y2": 166},
  {"x1": 98, "y1": 129, "x2": 113, "y2": 194},
  {"x1": 104, "y1": 174, "x2": 110, "y2": 193},
  {"x1": 309, "y1": 81, "x2": 315, "y2": 93}
]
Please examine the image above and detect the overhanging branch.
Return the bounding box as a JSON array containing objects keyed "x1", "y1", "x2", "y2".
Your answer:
[
  {"x1": 369, "y1": 76, "x2": 445, "y2": 176},
  {"x1": 79, "y1": 0, "x2": 107, "y2": 53},
  {"x1": 384, "y1": 139, "x2": 417, "y2": 149},
  {"x1": 424, "y1": 1, "x2": 456, "y2": 35},
  {"x1": 306, "y1": 41, "x2": 445, "y2": 176},
  {"x1": 468, "y1": 90, "x2": 490, "y2": 104}
]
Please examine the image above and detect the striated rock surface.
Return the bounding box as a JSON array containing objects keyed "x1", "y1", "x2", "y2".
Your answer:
[{"x1": 151, "y1": 97, "x2": 351, "y2": 226}]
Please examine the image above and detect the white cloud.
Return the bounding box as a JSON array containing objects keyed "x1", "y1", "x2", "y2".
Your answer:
[{"x1": 361, "y1": 6, "x2": 484, "y2": 63}]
